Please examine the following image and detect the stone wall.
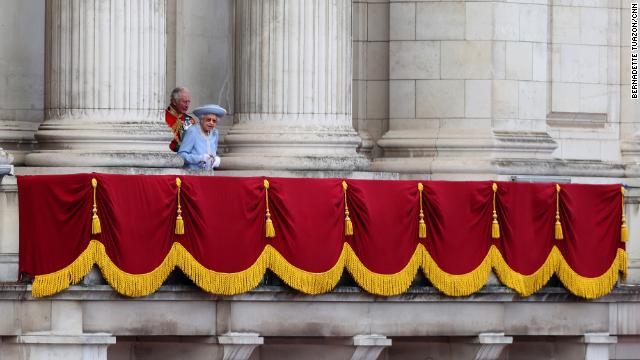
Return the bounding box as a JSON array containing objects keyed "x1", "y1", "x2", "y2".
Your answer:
[
  {"x1": 353, "y1": 0, "x2": 390, "y2": 158},
  {"x1": 168, "y1": 0, "x2": 235, "y2": 143},
  {"x1": 0, "y1": 0, "x2": 44, "y2": 165},
  {"x1": 1, "y1": 287, "x2": 640, "y2": 359}
]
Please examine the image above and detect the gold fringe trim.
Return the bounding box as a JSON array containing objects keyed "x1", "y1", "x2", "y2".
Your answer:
[
  {"x1": 491, "y1": 246, "x2": 559, "y2": 297},
  {"x1": 346, "y1": 243, "x2": 422, "y2": 296},
  {"x1": 621, "y1": 186, "x2": 628, "y2": 242},
  {"x1": 621, "y1": 249, "x2": 628, "y2": 280},
  {"x1": 32, "y1": 242, "x2": 629, "y2": 300},
  {"x1": 32, "y1": 240, "x2": 99, "y2": 298},
  {"x1": 96, "y1": 242, "x2": 177, "y2": 297},
  {"x1": 422, "y1": 244, "x2": 493, "y2": 296},
  {"x1": 268, "y1": 245, "x2": 346, "y2": 295},
  {"x1": 556, "y1": 248, "x2": 628, "y2": 299},
  {"x1": 176, "y1": 243, "x2": 268, "y2": 295}
]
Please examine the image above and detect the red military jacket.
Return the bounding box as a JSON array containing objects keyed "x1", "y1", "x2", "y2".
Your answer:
[{"x1": 165, "y1": 105, "x2": 197, "y2": 152}]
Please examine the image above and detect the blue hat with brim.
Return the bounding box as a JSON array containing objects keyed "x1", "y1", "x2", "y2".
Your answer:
[{"x1": 193, "y1": 104, "x2": 227, "y2": 119}]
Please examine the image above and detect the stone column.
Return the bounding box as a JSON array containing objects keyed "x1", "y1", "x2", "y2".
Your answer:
[
  {"x1": 374, "y1": 1, "x2": 556, "y2": 177},
  {"x1": 25, "y1": 0, "x2": 181, "y2": 168},
  {"x1": 224, "y1": 0, "x2": 368, "y2": 171}
]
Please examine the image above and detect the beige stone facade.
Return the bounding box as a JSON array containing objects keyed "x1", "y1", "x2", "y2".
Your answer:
[{"x1": 1, "y1": 0, "x2": 640, "y2": 359}]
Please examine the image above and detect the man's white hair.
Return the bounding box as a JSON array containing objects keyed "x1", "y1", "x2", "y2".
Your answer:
[{"x1": 170, "y1": 86, "x2": 188, "y2": 101}]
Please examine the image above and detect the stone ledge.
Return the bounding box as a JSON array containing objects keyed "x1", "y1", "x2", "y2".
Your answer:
[
  {"x1": 494, "y1": 159, "x2": 625, "y2": 178},
  {"x1": 13, "y1": 167, "x2": 399, "y2": 180},
  {"x1": 581, "y1": 332, "x2": 618, "y2": 344},
  {"x1": 1, "y1": 284, "x2": 639, "y2": 302},
  {"x1": 352, "y1": 334, "x2": 392, "y2": 347},
  {"x1": 218, "y1": 333, "x2": 264, "y2": 345},
  {"x1": 2, "y1": 332, "x2": 116, "y2": 345}
]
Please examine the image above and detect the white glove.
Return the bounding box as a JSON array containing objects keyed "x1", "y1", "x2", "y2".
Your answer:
[
  {"x1": 212, "y1": 156, "x2": 221, "y2": 168},
  {"x1": 201, "y1": 154, "x2": 212, "y2": 163}
]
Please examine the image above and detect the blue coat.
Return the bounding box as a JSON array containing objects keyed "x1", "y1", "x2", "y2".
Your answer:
[{"x1": 178, "y1": 125, "x2": 219, "y2": 170}]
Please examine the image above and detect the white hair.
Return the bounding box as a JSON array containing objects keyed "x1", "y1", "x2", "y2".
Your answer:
[{"x1": 170, "y1": 87, "x2": 188, "y2": 101}]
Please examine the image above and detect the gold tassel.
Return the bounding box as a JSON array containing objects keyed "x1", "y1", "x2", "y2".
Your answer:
[
  {"x1": 343, "y1": 180, "x2": 353, "y2": 236},
  {"x1": 264, "y1": 179, "x2": 275, "y2": 238},
  {"x1": 418, "y1": 183, "x2": 427, "y2": 239},
  {"x1": 621, "y1": 186, "x2": 628, "y2": 242},
  {"x1": 175, "y1": 178, "x2": 184, "y2": 235},
  {"x1": 91, "y1": 178, "x2": 101, "y2": 235},
  {"x1": 555, "y1": 184, "x2": 563, "y2": 240},
  {"x1": 491, "y1": 183, "x2": 500, "y2": 239}
]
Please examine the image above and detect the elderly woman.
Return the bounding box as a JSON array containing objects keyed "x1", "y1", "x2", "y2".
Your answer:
[{"x1": 178, "y1": 104, "x2": 226, "y2": 170}]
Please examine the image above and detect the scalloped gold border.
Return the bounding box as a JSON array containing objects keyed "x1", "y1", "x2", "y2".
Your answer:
[{"x1": 32, "y1": 240, "x2": 628, "y2": 299}]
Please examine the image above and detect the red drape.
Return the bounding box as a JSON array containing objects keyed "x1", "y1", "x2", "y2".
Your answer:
[{"x1": 18, "y1": 174, "x2": 627, "y2": 299}]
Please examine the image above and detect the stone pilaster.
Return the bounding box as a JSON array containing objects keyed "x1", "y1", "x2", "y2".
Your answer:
[
  {"x1": 374, "y1": 0, "x2": 556, "y2": 177},
  {"x1": 25, "y1": 0, "x2": 181, "y2": 167},
  {"x1": 223, "y1": 0, "x2": 368, "y2": 171}
]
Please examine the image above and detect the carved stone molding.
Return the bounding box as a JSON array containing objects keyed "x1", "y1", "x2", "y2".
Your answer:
[
  {"x1": 473, "y1": 333, "x2": 513, "y2": 360},
  {"x1": 218, "y1": 332, "x2": 264, "y2": 360},
  {"x1": 582, "y1": 332, "x2": 617, "y2": 360},
  {"x1": 350, "y1": 334, "x2": 392, "y2": 360}
]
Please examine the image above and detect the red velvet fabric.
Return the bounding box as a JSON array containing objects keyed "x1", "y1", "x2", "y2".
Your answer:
[
  {"x1": 18, "y1": 174, "x2": 625, "y2": 281},
  {"x1": 422, "y1": 181, "x2": 494, "y2": 274},
  {"x1": 493, "y1": 182, "x2": 557, "y2": 275},
  {"x1": 347, "y1": 180, "x2": 421, "y2": 274},
  {"x1": 19, "y1": 174, "x2": 93, "y2": 275},
  {"x1": 267, "y1": 178, "x2": 344, "y2": 272}
]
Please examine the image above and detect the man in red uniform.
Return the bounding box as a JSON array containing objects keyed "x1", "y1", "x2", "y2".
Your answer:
[{"x1": 165, "y1": 86, "x2": 197, "y2": 152}]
